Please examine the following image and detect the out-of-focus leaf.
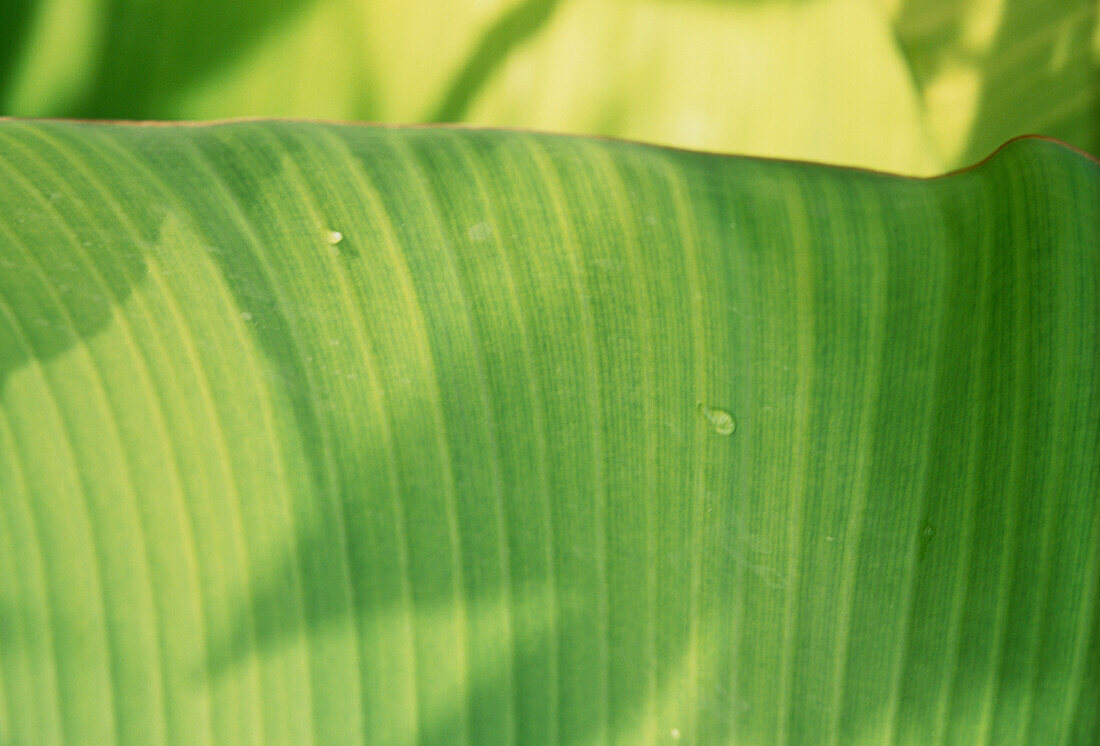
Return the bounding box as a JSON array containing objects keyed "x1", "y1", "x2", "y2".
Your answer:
[
  {"x1": 462, "y1": 0, "x2": 941, "y2": 172},
  {"x1": 0, "y1": 0, "x2": 37, "y2": 101},
  {"x1": 885, "y1": 0, "x2": 1099, "y2": 168},
  {"x1": 0, "y1": 121, "x2": 1097, "y2": 744},
  {"x1": 461, "y1": 0, "x2": 1099, "y2": 172},
  {"x1": 2, "y1": 0, "x2": 1096, "y2": 173},
  {"x1": 1, "y1": 0, "x2": 319, "y2": 117},
  {"x1": 0, "y1": 0, "x2": 520, "y2": 122}
]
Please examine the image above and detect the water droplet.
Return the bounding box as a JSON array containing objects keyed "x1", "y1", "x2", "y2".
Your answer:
[
  {"x1": 699, "y1": 403, "x2": 735, "y2": 436},
  {"x1": 240, "y1": 311, "x2": 253, "y2": 322},
  {"x1": 467, "y1": 222, "x2": 492, "y2": 242},
  {"x1": 825, "y1": 535, "x2": 835, "y2": 542},
  {"x1": 326, "y1": 230, "x2": 343, "y2": 245},
  {"x1": 921, "y1": 525, "x2": 934, "y2": 539},
  {"x1": 670, "y1": 728, "x2": 681, "y2": 740}
]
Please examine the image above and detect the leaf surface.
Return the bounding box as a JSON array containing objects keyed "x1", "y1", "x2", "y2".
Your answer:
[{"x1": 0, "y1": 121, "x2": 1098, "y2": 744}]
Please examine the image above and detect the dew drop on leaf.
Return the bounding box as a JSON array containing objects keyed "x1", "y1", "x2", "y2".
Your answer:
[
  {"x1": 467, "y1": 222, "x2": 492, "y2": 242},
  {"x1": 326, "y1": 229, "x2": 343, "y2": 245},
  {"x1": 700, "y1": 403, "x2": 735, "y2": 435}
]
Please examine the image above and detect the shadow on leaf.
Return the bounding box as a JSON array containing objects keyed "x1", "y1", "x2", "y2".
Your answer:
[{"x1": 0, "y1": 124, "x2": 150, "y2": 387}]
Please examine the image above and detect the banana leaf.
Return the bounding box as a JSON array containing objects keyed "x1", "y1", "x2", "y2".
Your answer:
[{"x1": 0, "y1": 120, "x2": 1097, "y2": 744}]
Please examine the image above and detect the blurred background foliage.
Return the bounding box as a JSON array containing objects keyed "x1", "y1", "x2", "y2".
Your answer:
[{"x1": 0, "y1": 0, "x2": 1097, "y2": 172}]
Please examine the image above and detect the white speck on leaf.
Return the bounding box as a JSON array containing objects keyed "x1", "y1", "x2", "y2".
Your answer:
[{"x1": 326, "y1": 230, "x2": 343, "y2": 245}]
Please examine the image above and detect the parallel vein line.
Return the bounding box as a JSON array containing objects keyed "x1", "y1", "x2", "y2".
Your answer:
[
  {"x1": 878, "y1": 187, "x2": 947, "y2": 744},
  {"x1": 330, "y1": 128, "x2": 472, "y2": 743},
  {"x1": 0, "y1": 141, "x2": 167, "y2": 745},
  {"x1": 521, "y1": 135, "x2": 610, "y2": 742},
  {"x1": 259, "y1": 125, "x2": 372, "y2": 742},
  {"x1": 1055, "y1": 185, "x2": 1100, "y2": 741},
  {"x1": 0, "y1": 224, "x2": 119, "y2": 746},
  {"x1": 660, "y1": 155, "x2": 711, "y2": 741},
  {"x1": 95, "y1": 129, "x2": 287, "y2": 744},
  {"x1": 0, "y1": 401, "x2": 63, "y2": 744},
  {"x1": 107, "y1": 132, "x2": 282, "y2": 745},
  {"x1": 312, "y1": 127, "x2": 422, "y2": 741},
  {"x1": 827, "y1": 177, "x2": 887, "y2": 746},
  {"x1": 27, "y1": 123, "x2": 221, "y2": 744},
  {"x1": 391, "y1": 132, "x2": 519, "y2": 744},
  {"x1": 973, "y1": 166, "x2": 1032, "y2": 746},
  {"x1": 775, "y1": 178, "x2": 814, "y2": 746},
  {"x1": 592, "y1": 144, "x2": 661, "y2": 744},
  {"x1": 931, "y1": 183, "x2": 993, "y2": 746},
  {"x1": 449, "y1": 132, "x2": 560, "y2": 742}
]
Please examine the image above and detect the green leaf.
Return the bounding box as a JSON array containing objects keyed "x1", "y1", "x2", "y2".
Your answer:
[
  {"x1": 885, "y1": 0, "x2": 1100, "y2": 168},
  {"x1": 0, "y1": 0, "x2": 527, "y2": 123},
  {"x1": 460, "y1": 0, "x2": 1099, "y2": 172},
  {"x1": 461, "y1": 0, "x2": 944, "y2": 173},
  {"x1": 2, "y1": 0, "x2": 1096, "y2": 174},
  {"x1": 0, "y1": 121, "x2": 1098, "y2": 745}
]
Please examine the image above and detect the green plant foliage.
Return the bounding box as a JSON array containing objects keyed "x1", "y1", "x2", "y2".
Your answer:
[
  {"x1": 0, "y1": 120, "x2": 1097, "y2": 744},
  {"x1": 886, "y1": 0, "x2": 1099, "y2": 168},
  {"x1": 1, "y1": 0, "x2": 1096, "y2": 173}
]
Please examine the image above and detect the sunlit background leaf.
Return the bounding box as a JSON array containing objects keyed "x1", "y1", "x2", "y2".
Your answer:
[{"x1": 0, "y1": 0, "x2": 1096, "y2": 172}]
